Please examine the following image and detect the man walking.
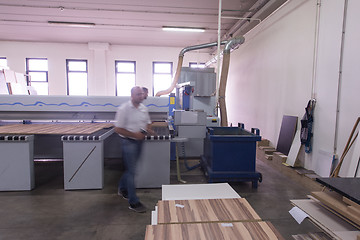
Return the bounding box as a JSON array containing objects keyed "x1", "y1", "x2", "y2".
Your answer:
[{"x1": 114, "y1": 86, "x2": 153, "y2": 213}]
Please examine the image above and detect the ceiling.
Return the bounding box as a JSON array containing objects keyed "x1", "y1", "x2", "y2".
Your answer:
[{"x1": 0, "y1": 0, "x2": 286, "y2": 52}]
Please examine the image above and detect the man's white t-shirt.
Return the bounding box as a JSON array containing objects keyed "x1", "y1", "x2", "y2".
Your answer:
[{"x1": 114, "y1": 100, "x2": 151, "y2": 138}]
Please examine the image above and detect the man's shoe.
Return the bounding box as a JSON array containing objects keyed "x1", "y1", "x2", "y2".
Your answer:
[
  {"x1": 118, "y1": 189, "x2": 128, "y2": 200},
  {"x1": 129, "y1": 202, "x2": 146, "y2": 213}
]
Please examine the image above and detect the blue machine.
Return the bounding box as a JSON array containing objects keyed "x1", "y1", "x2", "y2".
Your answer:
[{"x1": 200, "y1": 124, "x2": 262, "y2": 188}]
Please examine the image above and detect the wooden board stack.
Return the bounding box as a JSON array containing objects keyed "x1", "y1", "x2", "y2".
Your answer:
[
  {"x1": 311, "y1": 191, "x2": 360, "y2": 228},
  {"x1": 0, "y1": 123, "x2": 113, "y2": 135},
  {"x1": 146, "y1": 198, "x2": 284, "y2": 240},
  {"x1": 145, "y1": 221, "x2": 282, "y2": 240}
]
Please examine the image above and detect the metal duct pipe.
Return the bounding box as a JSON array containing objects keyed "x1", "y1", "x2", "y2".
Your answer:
[
  {"x1": 218, "y1": 36, "x2": 245, "y2": 126},
  {"x1": 224, "y1": 36, "x2": 245, "y2": 53},
  {"x1": 155, "y1": 40, "x2": 228, "y2": 97}
]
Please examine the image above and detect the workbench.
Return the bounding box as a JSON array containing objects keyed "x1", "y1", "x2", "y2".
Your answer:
[{"x1": 0, "y1": 123, "x2": 114, "y2": 191}]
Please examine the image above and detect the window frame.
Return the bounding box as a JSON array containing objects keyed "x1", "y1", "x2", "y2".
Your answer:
[
  {"x1": 115, "y1": 60, "x2": 136, "y2": 96},
  {"x1": 66, "y1": 59, "x2": 88, "y2": 96},
  {"x1": 152, "y1": 61, "x2": 173, "y2": 97},
  {"x1": 25, "y1": 57, "x2": 49, "y2": 95},
  {"x1": 189, "y1": 62, "x2": 206, "y2": 68}
]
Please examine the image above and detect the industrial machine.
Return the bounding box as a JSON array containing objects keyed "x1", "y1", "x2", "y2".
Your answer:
[
  {"x1": 171, "y1": 67, "x2": 220, "y2": 159},
  {"x1": 0, "y1": 95, "x2": 171, "y2": 190}
]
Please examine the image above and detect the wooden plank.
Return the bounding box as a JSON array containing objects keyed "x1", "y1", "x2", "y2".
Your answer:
[
  {"x1": 291, "y1": 199, "x2": 359, "y2": 239},
  {"x1": 343, "y1": 197, "x2": 360, "y2": 211},
  {"x1": 157, "y1": 198, "x2": 261, "y2": 224},
  {"x1": 292, "y1": 232, "x2": 332, "y2": 240},
  {"x1": 286, "y1": 127, "x2": 301, "y2": 167},
  {"x1": 311, "y1": 191, "x2": 360, "y2": 227},
  {"x1": 145, "y1": 221, "x2": 284, "y2": 240},
  {"x1": 257, "y1": 138, "x2": 270, "y2": 147},
  {"x1": 273, "y1": 152, "x2": 287, "y2": 164},
  {"x1": 0, "y1": 123, "x2": 113, "y2": 135}
]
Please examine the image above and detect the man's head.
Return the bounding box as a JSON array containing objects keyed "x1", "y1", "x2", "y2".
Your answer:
[
  {"x1": 142, "y1": 87, "x2": 148, "y2": 100},
  {"x1": 131, "y1": 86, "x2": 144, "y2": 106}
]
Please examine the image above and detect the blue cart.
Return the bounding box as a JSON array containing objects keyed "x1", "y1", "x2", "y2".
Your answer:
[{"x1": 200, "y1": 125, "x2": 262, "y2": 188}]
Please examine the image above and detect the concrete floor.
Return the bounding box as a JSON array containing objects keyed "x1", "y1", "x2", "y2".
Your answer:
[{"x1": 0, "y1": 158, "x2": 325, "y2": 240}]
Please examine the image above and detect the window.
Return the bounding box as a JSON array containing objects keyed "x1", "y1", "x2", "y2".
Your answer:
[
  {"x1": 153, "y1": 62, "x2": 173, "y2": 97},
  {"x1": 189, "y1": 62, "x2": 206, "y2": 69},
  {"x1": 115, "y1": 61, "x2": 136, "y2": 96},
  {"x1": 66, "y1": 59, "x2": 88, "y2": 96},
  {"x1": 0, "y1": 57, "x2": 7, "y2": 70},
  {"x1": 26, "y1": 58, "x2": 48, "y2": 95}
]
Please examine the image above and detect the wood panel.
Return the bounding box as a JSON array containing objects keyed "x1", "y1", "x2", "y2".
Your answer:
[
  {"x1": 157, "y1": 198, "x2": 261, "y2": 224},
  {"x1": 0, "y1": 123, "x2": 113, "y2": 135},
  {"x1": 145, "y1": 221, "x2": 284, "y2": 240},
  {"x1": 276, "y1": 115, "x2": 297, "y2": 156},
  {"x1": 311, "y1": 191, "x2": 360, "y2": 228}
]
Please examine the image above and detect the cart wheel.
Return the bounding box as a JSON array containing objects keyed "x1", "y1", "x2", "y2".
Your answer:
[{"x1": 258, "y1": 173, "x2": 262, "y2": 183}]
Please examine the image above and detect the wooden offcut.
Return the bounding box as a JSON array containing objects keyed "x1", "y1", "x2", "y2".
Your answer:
[
  {"x1": 145, "y1": 221, "x2": 284, "y2": 240},
  {"x1": 311, "y1": 191, "x2": 360, "y2": 227},
  {"x1": 0, "y1": 123, "x2": 113, "y2": 135},
  {"x1": 273, "y1": 152, "x2": 287, "y2": 164},
  {"x1": 257, "y1": 146, "x2": 276, "y2": 160},
  {"x1": 157, "y1": 198, "x2": 261, "y2": 224}
]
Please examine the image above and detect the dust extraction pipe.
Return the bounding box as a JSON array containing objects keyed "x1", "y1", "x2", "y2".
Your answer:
[
  {"x1": 155, "y1": 36, "x2": 245, "y2": 127},
  {"x1": 218, "y1": 36, "x2": 245, "y2": 126},
  {"x1": 155, "y1": 41, "x2": 228, "y2": 97}
]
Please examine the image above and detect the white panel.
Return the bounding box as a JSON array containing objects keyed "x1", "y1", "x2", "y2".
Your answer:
[
  {"x1": 0, "y1": 139, "x2": 34, "y2": 191},
  {"x1": 161, "y1": 183, "x2": 240, "y2": 200},
  {"x1": 63, "y1": 141, "x2": 104, "y2": 190}
]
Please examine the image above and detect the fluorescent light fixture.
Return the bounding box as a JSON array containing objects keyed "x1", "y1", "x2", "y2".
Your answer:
[
  {"x1": 162, "y1": 26, "x2": 205, "y2": 32},
  {"x1": 48, "y1": 21, "x2": 95, "y2": 28}
]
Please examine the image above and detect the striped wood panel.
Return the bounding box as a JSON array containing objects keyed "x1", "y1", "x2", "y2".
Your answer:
[
  {"x1": 0, "y1": 123, "x2": 113, "y2": 135},
  {"x1": 157, "y1": 198, "x2": 261, "y2": 224},
  {"x1": 145, "y1": 221, "x2": 284, "y2": 240}
]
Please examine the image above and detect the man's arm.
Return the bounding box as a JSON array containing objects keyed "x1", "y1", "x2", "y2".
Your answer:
[
  {"x1": 114, "y1": 127, "x2": 145, "y2": 140},
  {"x1": 145, "y1": 124, "x2": 156, "y2": 136}
]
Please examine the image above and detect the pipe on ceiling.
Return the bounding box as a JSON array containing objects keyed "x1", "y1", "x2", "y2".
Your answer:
[
  {"x1": 155, "y1": 40, "x2": 228, "y2": 97},
  {"x1": 155, "y1": 36, "x2": 245, "y2": 128}
]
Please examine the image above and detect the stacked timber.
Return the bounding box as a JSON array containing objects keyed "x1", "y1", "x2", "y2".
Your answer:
[
  {"x1": 256, "y1": 138, "x2": 277, "y2": 161},
  {"x1": 311, "y1": 191, "x2": 360, "y2": 228},
  {"x1": 145, "y1": 198, "x2": 284, "y2": 240}
]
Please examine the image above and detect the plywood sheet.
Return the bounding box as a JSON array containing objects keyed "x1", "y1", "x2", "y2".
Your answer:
[
  {"x1": 145, "y1": 221, "x2": 284, "y2": 240},
  {"x1": 0, "y1": 123, "x2": 113, "y2": 135},
  {"x1": 311, "y1": 191, "x2": 360, "y2": 227},
  {"x1": 291, "y1": 199, "x2": 358, "y2": 239},
  {"x1": 276, "y1": 115, "x2": 298, "y2": 155},
  {"x1": 161, "y1": 183, "x2": 241, "y2": 200},
  {"x1": 157, "y1": 198, "x2": 261, "y2": 224},
  {"x1": 286, "y1": 128, "x2": 301, "y2": 167},
  {"x1": 316, "y1": 178, "x2": 360, "y2": 204}
]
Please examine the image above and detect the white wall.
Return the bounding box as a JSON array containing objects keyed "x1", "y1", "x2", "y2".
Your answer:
[
  {"x1": 226, "y1": 0, "x2": 315, "y2": 153},
  {"x1": 226, "y1": 0, "x2": 360, "y2": 177},
  {"x1": 0, "y1": 41, "x2": 211, "y2": 96}
]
